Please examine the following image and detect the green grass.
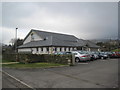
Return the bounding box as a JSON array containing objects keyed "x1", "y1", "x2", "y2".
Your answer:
[
  {"x1": 112, "y1": 49, "x2": 120, "y2": 52},
  {"x1": 2, "y1": 60, "x2": 16, "y2": 63},
  {"x1": 3, "y1": 62, "x2": 68, "y2": 68}
]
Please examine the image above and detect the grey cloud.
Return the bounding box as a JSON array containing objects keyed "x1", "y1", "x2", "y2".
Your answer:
[{"x1": 2, "y1": 2, "x2": 118, "y2": 44}]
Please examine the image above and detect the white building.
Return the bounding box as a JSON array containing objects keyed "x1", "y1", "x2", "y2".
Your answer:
[{"x1": 18, "y1": 29, "x2": 100, "y2": 54}]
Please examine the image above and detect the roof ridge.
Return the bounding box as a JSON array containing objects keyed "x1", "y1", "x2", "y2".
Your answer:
[{"x1": 31, "y1": 29, "x2": 75, "y2": 37}]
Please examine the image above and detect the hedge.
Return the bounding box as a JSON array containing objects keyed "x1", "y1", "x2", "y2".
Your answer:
[
  {"x1": 2, "y1": 54, "x2": 16, "y2": 62},
  {"x1": 2, "y1": 54, "x2": 72, "y2": 64}
]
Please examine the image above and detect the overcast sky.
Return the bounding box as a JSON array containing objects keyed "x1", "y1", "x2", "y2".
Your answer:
[{"x1": 1, "y1": 2, "x2": 118, "y2": 44}]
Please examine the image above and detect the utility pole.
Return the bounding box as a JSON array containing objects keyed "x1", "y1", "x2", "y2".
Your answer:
[
  {"x1": 109, "y1": 38, "x2": 111, "y2": 51},
  {"x1": 15, "y1": 28, "x2": 18, "y2": 53}
]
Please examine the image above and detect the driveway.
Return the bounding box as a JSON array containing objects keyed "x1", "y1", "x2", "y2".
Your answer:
[{"x1": 2, "y1": 59, "x2": 118, "y2": 88}]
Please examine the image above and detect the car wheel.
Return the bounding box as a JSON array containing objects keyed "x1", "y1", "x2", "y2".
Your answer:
[
  {"x1": 101, "y1": 57, "x2": 104, "y2": 59},
  {"x1": 75, "y1": 58, "x2": 80, "y2": 62}
]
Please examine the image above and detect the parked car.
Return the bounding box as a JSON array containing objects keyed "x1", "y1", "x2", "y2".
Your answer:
[
  {"x1": 54, "y1": 52, "x2": 65, "y2": 55},
  {"x1": 103, "y1": 52, "x2": 113, "y2": 58},
  {"x1": 90, "y1": 51, "x2": 99, "y2": 60},
  {"x1": 115, "y1": 52, "x2": 120, "y2": 58},
  {"x1": 82, "y1": 51, "x2": 99, "y2": 60},
  {"x1": 89, "y1": 51, "x2": 99, "y2": 60},
  {"x1": 81, "y1": 51, "x2": 94, "y2": 60},
  {"x1": 99, "y1": 52, "x2": 108, "y2": 59},
  {"x1": 65, "y1": 51, "x2": 72, "y2": 55},
  {"x1": 110, "y1": 52, "x2": 120, "y2": 58},
  {"x1": 71, "y1": 51, "x2": 91, "y2": 62}
]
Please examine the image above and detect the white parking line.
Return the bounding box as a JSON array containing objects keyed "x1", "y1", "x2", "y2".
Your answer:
[
  {"x1": 77, "y1": 63, "x2": 89, "y2": 64},
  {"x1": 2, "y1": 70, "x2": 36, "y2": 90},
  {"x1": 110, "y1": 59, "x2": 119, "y2": 60},
  {"x1": 100, "y1": 60, "x2": 107, "y2": 61}
]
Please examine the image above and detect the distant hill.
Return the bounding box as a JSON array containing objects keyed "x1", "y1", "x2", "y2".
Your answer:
[{"x1": 89, "y1": 39, "x2": 118, "y2": 43}]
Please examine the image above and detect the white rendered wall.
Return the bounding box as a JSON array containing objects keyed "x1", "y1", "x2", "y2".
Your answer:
[
  {"x1": 23, "y1": 35, "x2": 31, "y2": 44},
  {"x1": 18, "y1": 47, "x2": 80, "y2": 54},
  {"x1": 24, "y1": 31, "x2": 43, "y2": 44},
  {"x1": 43, "y1": 47, "x2": 47, "y2": 54},
  {"x1": 70, "y1": 47, "x2": 73, "y2": 51},
  {"x1": 66, "y1": 47, "x2": 69, "y2": 51},
  {"x1": 18, "y1": 48, "x2": 31, "y2": 52},
  {"x1": 38, "y1": 48, "x2": 41, "y2": 54},
  {"x1": 62, "y1": 47, "x2": 64, "y2": 52},
  {"x1": 31, "y1": 48, "x2": 36, "y2": 54},
  {"x1": 57, "y1": 47, "x2": 60, "y2": 52}
]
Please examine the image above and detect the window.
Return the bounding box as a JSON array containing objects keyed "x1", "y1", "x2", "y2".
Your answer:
[
  {"x1": 31, "y1": 48, "x2": 33, "y2": 53},
  {"x1": 69, "y1": 47, "x2": 70, "y2": 51},
  {"x1": 64, "y1": 48, "x2": 66, "y2": 51},
  {"x1": 73, "y1": 53, "x2": 77, "y2": 55},
  {"x1": 36, "y1": 48, "x2": 38, "y2": 52},
  {"x1": 46, "y1": 47, "x2": 49, "y2": 51},
  {"x1": 54, "y1": 47, "x2": 57, "y2": 51},
  {"x1": 41, "y1": 47, "x2": 43, "y2": 51},
  {"x1": 60, "y1": 48, "x2": 62, "y2": 51}
]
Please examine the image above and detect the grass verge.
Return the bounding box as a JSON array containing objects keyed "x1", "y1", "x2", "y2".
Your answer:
[
  {"x1": 2, "y1": 60, "x2": 16, "y2": 63},
  {"x1": 112, "y1": 49, "x2": 120, "y2": 52},
  {"x1": 2, "y1": 62, "x2": 68, "y2": 68}
]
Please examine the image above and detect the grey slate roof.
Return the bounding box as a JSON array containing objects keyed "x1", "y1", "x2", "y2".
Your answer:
[
  {"x1": 18, "y1": 29, "x2": 99, "y2": 48},
  {"x1": 32, "y1": 29, "x2": 78, "y2": 42},
  {"x1": 83, "y1": 40, "x2": 100, "y2": 48},
  {"x1": 18, "y1": 38, "x2": 52, "y2": 48}
]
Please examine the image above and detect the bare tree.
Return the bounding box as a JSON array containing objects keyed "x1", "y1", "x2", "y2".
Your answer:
[{"x1": 9, "y1": 38, "x2": 16, "y2": 46}]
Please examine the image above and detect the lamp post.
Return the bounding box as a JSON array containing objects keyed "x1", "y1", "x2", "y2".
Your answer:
[{"x1": 15, "y1": 28, "x2": 18, "y2": 53}]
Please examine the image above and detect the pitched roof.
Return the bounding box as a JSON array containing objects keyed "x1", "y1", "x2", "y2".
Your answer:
[
  {"x1": 18, "y1": 38, "x2": 52, "y2": 48},
  {"x1": 18, "y1": 29, "x2": 86, "y2": 48},
  {"x1": 18, "y1": 29, "x2": 99, "y2": 48},
  {"x1": 31, "y1": 29, "x2": 78, "y2": 42},
  {"x1": 83, "y1": 40, "x2": 100, "y2": 48}
]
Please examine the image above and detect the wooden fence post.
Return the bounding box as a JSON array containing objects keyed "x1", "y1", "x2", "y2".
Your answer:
[{"x1": 71, "y1": 53, "x2": 75, "y2": 66}]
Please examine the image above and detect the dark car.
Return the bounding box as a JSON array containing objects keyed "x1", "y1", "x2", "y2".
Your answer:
[
  {"x1": 104, "y1": 52, "x2": 113, "y2": 58},
  {"x1": 99, "y1": 52, "x2": 108, "y2": 59}
]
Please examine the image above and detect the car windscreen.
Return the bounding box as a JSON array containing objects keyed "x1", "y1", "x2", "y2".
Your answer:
[{"x1": 78, "y1": 51, "x2": 85, "y2": 54}]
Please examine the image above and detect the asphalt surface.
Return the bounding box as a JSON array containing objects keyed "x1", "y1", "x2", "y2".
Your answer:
[
  {"x1": 2, "y1": 58, "x2": 118, "y2": 88},
  {"x1": 2, "y1": 73, "x2": 29, "y2": 89},
  {"x1": 0, "y1": 71, "x2": 2, "y2": 89}
]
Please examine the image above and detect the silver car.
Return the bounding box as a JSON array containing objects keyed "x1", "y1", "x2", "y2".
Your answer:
[{"x1": 72, "y1": 51, "x2": 91, "y2": 62}]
